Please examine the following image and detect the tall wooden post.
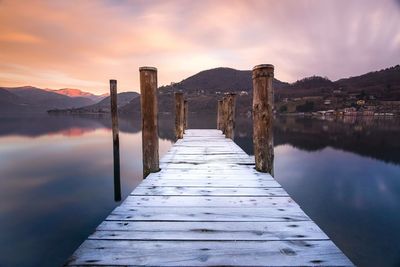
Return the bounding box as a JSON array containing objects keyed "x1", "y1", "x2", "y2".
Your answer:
[
  {"x1": 252, "y1": 64, "x2": 274, "y2": 174},
  {"x1": 110, "y1": 79, "x2": 121, "y2": 201},
  {"x1": 221, "y1": 96, "x2": 228, "y2": 134},
  {"x1": 184, "y1": 100, "x2": 188, "y2": 131},
  {"x1": 175, "y1": 92, "x2": 184, "y2": 139},
  {"x1": 217, "y1": 100, "x2": 223, "y2": 130},
  {"x1": 225, "y1": 93, "x2": 237, "y2": 140},
  {"x1": 140, "y1": 66, "x2": 159, "y2": 178}
]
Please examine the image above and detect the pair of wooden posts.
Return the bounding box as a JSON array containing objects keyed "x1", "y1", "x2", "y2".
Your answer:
[
  {"x1": 174, "y1": 92, "x2": 188, "y2": 139},
  {"x1": 217, "y1": 93, "x2": 237, "y2": 140},
  {"x1": 110, "y1": 64, "x2": 274, "y2": 178}
]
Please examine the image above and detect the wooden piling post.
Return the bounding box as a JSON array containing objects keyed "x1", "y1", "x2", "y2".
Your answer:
[
  {"x1": 221, "y1": 96, "x2": 228, "y2": 134},
  {"x1": 225, "y1": 93, "x2": 237, "y2": 140},
  {"x1": 175, "y1": 92, "x2": 184, "y2": 139},
  {"x1": 140, "y1": 67, "x2": 159, "y2": 178},
  {"x1": 217, "y1": 100, "x2": 223, "y2": 130},
  {"x1": 110, "y1": 79, "x2": 121, "y2": 201},
  {"x1": 184, "y1": 100, "x2": 188, "y2": 131},
  {"x1": 252, "y1": 64, "x2": 274, "y2": 174}
]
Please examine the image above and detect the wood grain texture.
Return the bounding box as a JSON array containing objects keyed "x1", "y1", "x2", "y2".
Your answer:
[
  {"x1": 93, "y1": 221, "x2": 328, "y2": 241},
  {"x1": 66, "y1": 240, "x2": 353, "y2": 266},
  {"x1": 140, "y1": 67, "x2": 159, "y2": 177},
  {"x1": 107, "y1": 206, "x2": 312, "y2": 222},
  {"x1": 131, "y1": 186, "x2": 289, "y2": 196},
  {"x1": 65, "y1": 129, "x2": 353, "y2": 266}
]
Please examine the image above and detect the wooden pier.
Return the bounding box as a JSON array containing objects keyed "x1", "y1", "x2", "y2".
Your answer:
[{"x1": 65, "y1": 129, "x2": 353, "y2": 266}]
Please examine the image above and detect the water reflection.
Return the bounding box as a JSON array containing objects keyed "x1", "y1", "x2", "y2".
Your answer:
[
  {"x1": 233, "y1": 115, "x2": 400, "y2": 166},
  {"x1": 112, "y1": 132, "x2": 121, "y2": 202},
  {"x1": 0, "y1": 113, "x2": 399, "y2": 267}
]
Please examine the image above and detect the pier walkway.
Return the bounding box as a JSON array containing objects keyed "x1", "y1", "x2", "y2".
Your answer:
[{"x1": 65, "y1": 129, "x2": 353, "y2": 266}]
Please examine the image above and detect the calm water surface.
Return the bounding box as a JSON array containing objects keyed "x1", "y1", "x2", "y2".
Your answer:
[{"x1": 0, "y1": 114, "x2": 399, "y2": 267}]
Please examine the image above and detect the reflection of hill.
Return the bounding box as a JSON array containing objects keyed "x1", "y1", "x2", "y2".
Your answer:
[
  {"x1": 0, "y1": 115, "x2": 103, "y2": 137},
  {"x1": 2, "y1": 114, "x2": 399, "y2": 165},
  {"x1": 234, "y1": 116, "x2": 400, "y2": 165},
  {"x1": 0, "y1": 115, "x2": 141, "y2": 138}
]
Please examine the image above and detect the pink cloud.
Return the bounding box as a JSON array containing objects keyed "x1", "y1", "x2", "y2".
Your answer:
[{"x1": 0, "y1": 0, "x2": 399, "y2": 94}]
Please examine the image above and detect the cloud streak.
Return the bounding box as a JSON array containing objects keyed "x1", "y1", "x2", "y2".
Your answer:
[{"x1": 0, "y1": 0, "x2": 399, "y2": 94}]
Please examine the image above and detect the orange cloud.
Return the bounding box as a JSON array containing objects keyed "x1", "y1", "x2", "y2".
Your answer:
[{"x1": 0, "y1": 0, "x2": 399, "y2": 94}]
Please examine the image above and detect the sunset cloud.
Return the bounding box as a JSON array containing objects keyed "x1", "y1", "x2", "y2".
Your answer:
[{"x1": 0, "y1": 0, "x2": 399, "y2": 94}]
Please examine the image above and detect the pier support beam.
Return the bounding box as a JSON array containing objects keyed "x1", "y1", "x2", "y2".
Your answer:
[
  {"x1": 175, "y1": 92, "x2": 184, "y2": 139},
  {"x1": 252, "y1": 64, "x2": 274, "y2": 174},
  {"x1": 225, "y1": 93, "x2": 237, "y2": 140},
  {"x1": 140, "y1": 67, "x2": 159, "y2": 178},
  {"x1": 217, "y1": 100, "x2": 223, "y2": 130},
  {"x1": 222, "y1": 96, "x2": 228, "y2": 134},
  {"x1": 110, "y1": 79, "x2": 121, "y2": 201},
  {"x1": 184, "y1": 100, "x2": 188, "y2": 131}
]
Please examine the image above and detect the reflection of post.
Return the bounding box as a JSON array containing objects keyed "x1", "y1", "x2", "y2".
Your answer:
[
  {"x1": 252, "y1": 64, "x2": 274, "y2": 175},
  {"x1": 225, "y1": 93, "x2": 237, "y2": 140},
  {"x1": 140, "y1": 67, "x2": 159, "y2": 178},
  {"x1": 217, "y1": 100, "x2": 223, "y2": 130},
  {"x1": 184, "y1": 100, "x2": 188, "y2": 131},
  {"x1": 110, "y1": 79, "x2": 121, "y2": 201},
  {"x1": 175, "y1": 92, "x2": 184, "y2": 139}
]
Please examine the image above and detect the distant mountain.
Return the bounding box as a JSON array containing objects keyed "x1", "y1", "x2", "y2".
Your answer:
[
  {"x1": 119, "y1": 65, "x2": 400, "y2": 115},
  {"x1": 48, "y1": 92, "x2": 139, "y2": 114},
  {"x1": 160, "y1": 67, "x2": 288, "y2": 93},
  {"x1": 0, "y1": 86, "x2": 96, "y2": 113},
  {"x1": 120, "y1": 67, "x2": 289, "y2": 115},
  {"x1": 336, "y1": 65, "x2": 400, "y2": 100},
  {"x1": 4, "y1": 65, "x2": 398, "y2": 116},
  {"x1": 0, "y1": 88, "x2": 20, "y2": 103},
  {"x1": 46, "y1": 88, "x2": 108, "y2": 102},
  {"x1": 0, "y1": 88, "x2": 30, "y2": 114},
  {"x1": 275, "y1": 76, "x2": 336, "y2": 99},
  {"x1": 276, "y1": 66, "x2": 400, "y2": 100}
]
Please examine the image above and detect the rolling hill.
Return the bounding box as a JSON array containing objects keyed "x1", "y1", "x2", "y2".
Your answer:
[
  {"x1": 46, "y1": 88, "x2": 108, "y2": 102},
  {"x1": 119, "y1": 65, "x2": 400, "y2": 115},
  {"x1": 119, "y1": 67, "x2": 289, "y2": 115},
  {"x1": 0, "y1": 86, "x2": 103, "y2": 114},
  {"x1": 3, "y1": 64, "x2": 399, "y2": 115},
  {"x1": 48, "y1": 92, "x2": 140, "y2": 114}
]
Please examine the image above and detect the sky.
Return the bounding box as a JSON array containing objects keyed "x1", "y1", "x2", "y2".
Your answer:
[{"x1": 0, "y1": 0, "x2": 399, "y2": 95}]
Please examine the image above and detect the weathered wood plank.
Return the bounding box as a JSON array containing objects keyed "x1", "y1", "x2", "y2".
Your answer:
[
  {"x1": 140, "y1": 178, "x2": 283, "y2": 188},
  {"x1": 107, "y1": 206, "x2": 311, "y2": 222},
  {"x1": 147, "y1": 172, "x2": 273, "y2": 180},
  {"x1": 154, "y1": 167, "x2": 266, "y2": 175},
  {"x1": 122, "y1": 196, "x2": 297, "y2": 208},
  {"x1": 93, "y1": 221, "x2": 328, "y2": 241},
  {"x1": 66, "y1": 240, "x2": 353, "y2": 266},
  {"x1": 132, "y1": 186, "x2": 288, "y2": 196}
]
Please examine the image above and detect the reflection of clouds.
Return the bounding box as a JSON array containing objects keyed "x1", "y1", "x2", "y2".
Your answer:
[
  {"x1": 274, "y1": 144, "x2": 295, "y2": 155},
  {"x1": 48, "y1": 127, "x2": 98, "y2": 137},
  {"x1": 0, "y1": 123, "x2": 174, "y2": 266}
]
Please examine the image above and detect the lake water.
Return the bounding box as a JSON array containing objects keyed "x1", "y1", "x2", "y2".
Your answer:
[{"x1": 0, "y1": 114, "x2": 399, "y2": 267}]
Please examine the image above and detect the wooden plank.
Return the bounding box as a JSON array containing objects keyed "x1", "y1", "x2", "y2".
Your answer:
[
  {"x1": 66, "y1": 240, "x2": 353, "y2": 266},
  {"x1": 107, "y1": 206, "x2": 311, "y2": 222},
  {"x1": 140, "y1": 178, "x2": 283, "y2": 188},
  {"x1": 122, "y1": 196, "x2": 298, "y2": 208},
  {"x1": 144, "y1": 173, "x2": 276, "y2": 182},
  {"x1": 132, "y1": 186, "x2": 288, "y2": 196},
  {"x1": 154, "y1": 167, "x2": 267, "y2": 175},
  {"x1": 159, "y1": 164, "x2": 257, "y2": 170},
  {"x1": 92, "y1": 221, "x2": 328, "y2": 241},
  {"x1": 146, "y1": 173, "x2": 272, "y2": 180}
]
